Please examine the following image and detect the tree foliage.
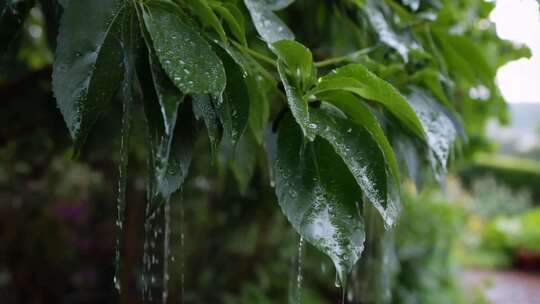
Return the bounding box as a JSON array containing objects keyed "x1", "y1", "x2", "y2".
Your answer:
[{"x1": 0, "y1": 0, "x2": 526, "y2": 298}]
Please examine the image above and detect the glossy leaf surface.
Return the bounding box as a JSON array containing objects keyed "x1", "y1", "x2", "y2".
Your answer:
[
  {"x1": 52, "y1": 0, "x2": 124, "y2": 147},
  {"x1": 274, "y1": 114, "x2": 365, "y2": 284},
  {"x1": 310, "y1": 104, "x2": 400, "y2": 227},
  {"x1": 142, "y1": 2, "x2": 226, "y2": 96}
]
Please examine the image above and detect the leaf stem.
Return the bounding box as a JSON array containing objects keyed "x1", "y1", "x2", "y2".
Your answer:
[
  {"x1": 232, "y1": 41, "x2": 277, "y2": 67},
  {"x1": 314, "y1": 47, "x2": 376, "y2": 68}
]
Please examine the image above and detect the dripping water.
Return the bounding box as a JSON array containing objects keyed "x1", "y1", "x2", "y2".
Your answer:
[
  {"x1": 142, "y1": 199, "x2": 165, "y2": 302},
  {"x1": 162, "y1": 199, "x2": 171, "y2": 304},
  {"x1": 114, "y1": 84, "x2": 133, "y2": 293},
  {"x1": 289, "y1": 236, "x2": 304, "y2": 304},
  {"x1": 180, "y1": 197, "x2": 185, "y2": 303},
  {"x1": 297, "y1": 236, "x2": 304, "y2": 304}
]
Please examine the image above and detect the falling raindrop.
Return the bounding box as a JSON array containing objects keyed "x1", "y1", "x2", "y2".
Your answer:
[
  {"x1": 162, "y1": 199, "x2": 171, "y2": 304},
  {"x1": 289, "y1": 236, "x2": 304, "y2": 304}
]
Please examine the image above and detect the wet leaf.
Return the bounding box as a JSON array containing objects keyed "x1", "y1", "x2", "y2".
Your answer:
[
  {"x1": 273, "y1": 114, "x2": 365, "y2": 285},
  {"x1": 192, "y1": 94, "x2": 222, "y2": 154},
  {"x1": 184, "y1": 0, "x2": 227, "y2": 43},
  {"x1": 363, "y1": 1, "x2": 412, "y2": 61},
  {"x1": 209, "y1": 1, "x2": 247, "y2": 45},
  {"x1": 407, "y1": 87, "x2": 457, "y2": 178},
  {"x1": 214, "y1": 47, "x2": 250, "y2": 147},
  {"x1": 52, "y1": 0, "x2": 125, "y2": 148},
  {"x1": 230, "y1": 131, "x2": 257, "y2": 194},
  {"x1": 143, "y1": 80, "x2": 194, "y2": 200},
  {"x1": 272, "y1": 39, "x2": 317, "y2": 92},
  {"x1": 410, "y1": 68, "x2": 452, "y2": 109},
  {"x1": 317, "y1": 91, "x2": 400, "y2": 185},
  {"x1": 139, "y1": 7, "x2": 183, "y2": 136},
  {"x1": 243, "y1": 0, "x2": 294, "y2": 44},
  {"x1": 434, "y1": 29, "x2": 495, "y2": 85},
  {"x1": 310, "y1": 63, "x2": 425, "y2": 140},
  {"x1": 158, "y1": 103, "x2": 196, "y2": 198},
  {"x1": 277, "y1": 61, "x2": 313, "y2": 140},
  {"x1": 309, "y1": 104, "x2": 400, "y2": 227},
  {"x1": 246, "y1": 75, "x2": 270, "y2": 144},
  {"x1": 142, "y1": 2, "x2": 226, "y2": 96}
]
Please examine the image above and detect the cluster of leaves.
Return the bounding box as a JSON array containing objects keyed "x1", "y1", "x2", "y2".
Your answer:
[{"x1": 1, "y1": 0, "x2": 523, "y2": 290}]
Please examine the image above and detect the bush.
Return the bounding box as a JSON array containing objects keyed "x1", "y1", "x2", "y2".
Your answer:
[{"x1": 459, "y1": 155, "x2": 540, "y2": 202}]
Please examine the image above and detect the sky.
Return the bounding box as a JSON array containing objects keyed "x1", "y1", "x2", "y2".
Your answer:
[{"x1": 491, "y1": 0, "x2": 540, "y2": 103}]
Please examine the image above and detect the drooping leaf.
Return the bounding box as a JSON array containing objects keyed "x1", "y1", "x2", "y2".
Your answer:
[
  {"x1": 214, "y1": 47, "x2": 250, "y2": 146},
  {"x1": 1, "y1": 0, "x2": 36, "y2": 52},
  {"x1": 273, "y1": 113, "x2": 365, "y2": 284},
  {"x1": 363, "y1": 1, "x2": 412, "y2": 62},
  {"x1": 434, "y1": 29, "x2": 495, "y2": 85},
  {"x1": 317, "y1": 91, "x2": 400, "y2": 185},
  {"x1": 138, "y1": 6, "x2": 184, "y2": 136},
  {"x1": 310, "y1": 64, "x2": 425, "y2": 140},
  {"x1": 52, "y1": 0, "x2": 125, "y2": 148},
  {"x1": 410, "y1": 68, "x2": 452, "y2": 109},
  {"x1": 392, "y1": 131, "x2": 422, "y2": 190},
  {"x1": 158, "y1": 103, "x2": 196, "y2": 198},
  {"x1": 407, "y1": 87, "x2": 457, "y2": 180},
  {"x1": 230, "y1": 130, "x2": 257, "y2": 194},
  {"x1": 114, "y1": 5, "x2": 138, "y2": 292},
  {"x1": 209, "y1": 1, "x2": 247, "y2": 45},
  {"x1": 246, "y1": 75, "x2": 270, "y2": 144},
  {"x1": 277, "y1": 61, "x2": 313, "y2": 140},
  {"x1": 142, "y1": 2, "x2": 226, "y2": 96},
  {"x1": 243, "y1": 0, "x2": 294, "y2": 44},
  {"x1": 309, "y1": 104, "x2": 400, "y2": 227},
  {"x1": 143, "y1": 72, "x2": 194, "y2": 201},
  {"x1": 192, "y1": 94, "x2": 222, "y2": 155},
  {"x1": 184, "y1": 0, "x2": 227, "y2": 43}
]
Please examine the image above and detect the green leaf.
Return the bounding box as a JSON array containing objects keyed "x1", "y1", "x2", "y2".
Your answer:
[
  {"x1": 138, "y1": 7, "x2": 184, "y2": 136},
  {"x1": 363, "y1": 1, "x2": 411, "y2": 62},
  {"x1": 273, "y1": 114, "x2": 365, "y2": 285},
  {"x1": 184, "y1": 0, "x2": 227, "y2": 43},
  {"x1": 143, "y1": 73, "x2": 194, "y2": 200},
  {"x1": 434, "y1": 29, "x2": 495, "y2": 85},
  {"x1": 52, "y1": 0, "x2": 125, "y2": 148},
  {"x1": 142, "y1": 2, "x2": 226, "y2": 96},
  {"x1": 246, "y1": 75, "x2": 270, "y2": 144},
  {"x1": 1, "y1": 0, "x2": 36, "y2": 52},
  {"x1": 209, "y1": 1, "x2": 247, "y2": 45},
  {"x1": 410, "y1": 68, "x2": 452, "y2": 109},
  {"x1": 272, "y1": 39, "x2": 317, "y2": 92},
  {"x1": 243, "y1": 0, "x2": 294, "y2": 44},
  {"x1": 158, "y1": 103, "x2": 196, "y2": 198},
  {"x1": 214, "y1": 47, "x2": 250, "y2": 146},
  {"x1": 192, "y1": 94, "x2": 222, "y2": 154},
  {"x1": 230, "y1": 130, "x2": 257, "y2": 194},
  {"x1": 317, "y1": 91, "x2": 400, "y2": 186},
  {"x1": 309, "y1": 104, "x2": 400, "y2": 227},
  {"x1": 392, "y1": 132, "x2": 422, "y2": 189},
  {"x1": 277, "y1": 61, "x2": 314, "y2": 140},
  {"x1": 310, "y1": 64, "x2": 425, "y2": 140},
  {"x1": 407, "y1": 87, "x2": 457, "y2": 177}
]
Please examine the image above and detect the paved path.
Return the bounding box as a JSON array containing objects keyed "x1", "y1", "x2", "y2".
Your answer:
[{"x1": 463, "y1": 269, "x2": 540, "y2": 304}]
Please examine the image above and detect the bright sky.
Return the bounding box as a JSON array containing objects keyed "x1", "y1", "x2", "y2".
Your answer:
[{"x1": 491, "y1": 0, "x2": 540, "y2": 103}]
